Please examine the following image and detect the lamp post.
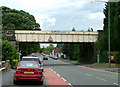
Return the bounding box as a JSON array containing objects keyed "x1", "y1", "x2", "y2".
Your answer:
[{"x1": 92, "y1": 0, "x2": 111, "y2": 67}]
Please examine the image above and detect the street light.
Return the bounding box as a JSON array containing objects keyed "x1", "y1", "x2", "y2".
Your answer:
[{"x1": 92, "y1": 0, "x2": 111, "y2": 67}]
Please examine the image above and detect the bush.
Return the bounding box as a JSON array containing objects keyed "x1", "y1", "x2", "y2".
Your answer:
[
  {"x1": 2, "y1": 40, "x2": 17, "y2": 64},
  {"x1": 100, "y1": 51, "x2": 108, "y2": 63}
]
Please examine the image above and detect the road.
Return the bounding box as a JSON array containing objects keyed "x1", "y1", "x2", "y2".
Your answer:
[
  {"x1": 44, "y1": 58, "x2": 119, "y2": 87},
  {"x1": 1, "y1": 57, "x2": 119, "y2": 87}
]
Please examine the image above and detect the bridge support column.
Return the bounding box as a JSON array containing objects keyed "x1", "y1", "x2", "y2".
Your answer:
[{"x1": 9, "y1": 41, "x2": 16, "y2": 49}]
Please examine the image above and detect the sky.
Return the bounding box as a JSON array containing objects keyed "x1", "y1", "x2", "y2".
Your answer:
[
  {"x1": 0, "y1": 0, "x2": 109, "y2": 31},
  {"x1": 0, "y1": 0, "x2": 109, "y2": 47}
]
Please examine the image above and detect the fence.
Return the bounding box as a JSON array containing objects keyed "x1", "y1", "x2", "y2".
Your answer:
[{"x1": 0, "y1": 60, "x2": 10, "y2": 71}]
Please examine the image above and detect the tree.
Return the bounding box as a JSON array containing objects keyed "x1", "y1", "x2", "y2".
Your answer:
[
  {"x1": 40, "y1": 44, "x2": 54, "y2": 53},
  {"x1": 72, "y1": 27, "x2": 75, "y2": 31},
  {"x1": 2, "y1": 40, "x2": 16, "y2": 63},
  {"x1": 0, "y1": 39, "x2": 2, "y2": 60},
  {"x1": 2, "y1": 6, "x2": 41, "y2": 55},
  {"x1": 94, "y1": 2, "x2": 120, "y2": 63},
  {"x1": 2, "y1": 6, "x2": 40, "y2": 31}
]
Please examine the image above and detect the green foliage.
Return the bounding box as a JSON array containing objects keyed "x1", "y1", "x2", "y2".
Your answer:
[
  {"x1": 2, "y1": 40, "x2": 16, "y2": 62},
  {"x1": 0, "y1": 39, "x2": 2, "y2": 61},
  {"x1": 2, "y1": 6, "x2": 40, "y2": 30},
  {"x1": 88, "y1": 28, "x2": 93, "y2": 32},
  {"x1": 40, "y1": 44, "x2": 54, "y2": 53},
  {"x1": 72, "y1": 27, "x2": 75, "y2": 31},
  {"x1": 2, "y1": 6, "x2": 41, "y2": 55},
  {"x1": 62, "y1": 43, "x2": 94, "y2": 63},
  {"x1": 100, "y1": 51, "x2": 108, "y2": 63},
  {"x1": 94, "y1": 2, "x2": 120, "y2": 63},
  {"x1": 99, "y1": 2, "x2": 120, "y2": 52},
  {"x1": 11, "y1": 59, "x2": 18, "y2": 68},
  {"x1": 19, "y1": 43, "x2": 40, "y2": 56},
  {"x1": 46, "y1": 44, "x2": 54, "y2": 53}
]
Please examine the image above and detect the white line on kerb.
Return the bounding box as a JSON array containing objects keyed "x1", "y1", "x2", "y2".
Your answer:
[
  {"x1": 49, "y1": 68, "x2": 53, "y2": 71},
  {"x1": 62, "y1": 77, "x2": 67, "y2": 81},
  {"x1": 57, "y1": 74, "x2": 60, "y2": 77},
  {"x1": 68, "y1": 83, "x2": 72, "y2": 86}
]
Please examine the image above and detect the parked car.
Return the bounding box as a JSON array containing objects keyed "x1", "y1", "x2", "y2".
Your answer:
[
  {"x1": 21, "y1": 56, "x2": 41, "y2": 64},
  {"x1": 53, "y1": 56, "x2": 58, "y2": 60},
  {"x1": 13, "y1": 61, "x2": 43, "y2": 85},
  {"x1": 21, "y1": 56, "x2": 44, "y2": 72},
  {"x1": 0, "y1": 61, "x2": 1, "y2": 68},
  {"x1": 36, "y1": 54, "x2": 44, "y2": 71},
  {"x1": 49, "y1": 55, "x2": 53, "y2": 58},
  {"x1": 43, "y1": 56, "x2": 48, "y2": 60}
]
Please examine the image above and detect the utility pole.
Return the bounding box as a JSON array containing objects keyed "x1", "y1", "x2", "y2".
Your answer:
[{"x1": 108, "y1": 2, "x2": 111, "y2": 67}]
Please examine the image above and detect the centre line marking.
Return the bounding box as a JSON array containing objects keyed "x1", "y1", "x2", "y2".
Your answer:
[
  {"x1": 86, "y1": 73, "x2": 92, "y2": 76},
  {"x1": 96, "y1": 77, "x2": 107, "y2": 82},
  {"x1": 113, "y1": 83, "x2": 119, "y2": 86}
]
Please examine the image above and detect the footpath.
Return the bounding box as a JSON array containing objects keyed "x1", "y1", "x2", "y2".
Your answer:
[{"x1": 60, "y1": 58, "x2": 120, "y2": 73}]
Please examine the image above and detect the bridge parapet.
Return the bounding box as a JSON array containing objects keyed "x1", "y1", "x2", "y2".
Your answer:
[
  {"x1": 14, "y1": 30, "x2": 98, "y2": 43},
  {"x1": 15, "y1": 30, "x2": 98, "y2": 35}
]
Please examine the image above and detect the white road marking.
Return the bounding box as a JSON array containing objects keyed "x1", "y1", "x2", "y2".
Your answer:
[
  {"x1": 113, "y1": 83, "x2": 119, "y2": 86},
  {"x1": 101, "y1": 78, "x2": 107, "y2": 82},
  {"x1": 86, "y1": 73, "x2": 92, "y2": 76},
  {"x1": 109, "y1": 72, "x2": 118, "y2": 74},
  {"x1": 96, "y1": 77, "x2": 107, "y2": 82}
]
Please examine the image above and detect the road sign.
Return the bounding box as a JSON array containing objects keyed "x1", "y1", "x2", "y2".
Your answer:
[{"x1": 48, "y1": 36, "x2": 53, "y2": 42}]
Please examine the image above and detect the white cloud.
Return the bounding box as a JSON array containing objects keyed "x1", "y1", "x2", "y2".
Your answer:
[
  {"x1": 47, "y1": 18, "x2": 56, "y2": 26},
  {"x1": 33, "y1": 13, "x2": 56, "y2": 29},
  {"x1": 0, "y1": 0, "x2": 105, "y2": 31},
  {"x1": 89, "y1": 12, "x2": 105, "y2": 20},
  {"x1": 33, "y1": 13, "x2": 49, "y2": 29}
]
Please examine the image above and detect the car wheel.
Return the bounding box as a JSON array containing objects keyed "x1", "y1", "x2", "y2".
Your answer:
[
  {"x1": 39, "y1": 81, "x2": 43, "y2": 85},
  {"x1": 13, "y1": 79, "x2": 18, "y2": 85}
]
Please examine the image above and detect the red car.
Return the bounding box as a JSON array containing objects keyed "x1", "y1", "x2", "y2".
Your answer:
[{"x1": 13, "y1": 61, "x2": 43, "y2": 85}]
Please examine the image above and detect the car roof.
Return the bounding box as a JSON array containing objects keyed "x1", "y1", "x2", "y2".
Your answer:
[
  {"x1": 19, "y1": 61, "x2": 39, "y2": 63},
  {"x1": 22, "y1": 56, "x2": 39, "y2": 59}
]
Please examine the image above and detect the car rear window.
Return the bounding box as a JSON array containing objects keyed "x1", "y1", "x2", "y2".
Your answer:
[
  {"x1": 22, "y1": 58, "x2": 38, "y2": 61},
  {"x1": 22, "y1": 58, "x2": 41, "y2": 64},
  {"x1": 18, "y1": 62, "x2": 39, "y2": 68}
]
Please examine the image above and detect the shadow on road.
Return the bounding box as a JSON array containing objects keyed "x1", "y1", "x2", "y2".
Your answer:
[{"x1": 44, "y1": 63, "x2": 80, "y2": 66}]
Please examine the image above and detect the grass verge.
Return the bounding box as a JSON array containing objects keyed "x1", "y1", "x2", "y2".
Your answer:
[{"x1": 93, "y1": 63, "x2": 120, "y2": 68}]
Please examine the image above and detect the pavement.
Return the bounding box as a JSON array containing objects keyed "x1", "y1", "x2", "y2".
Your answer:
[{"x1": 60, "y1": 58, "x2": 120, "y2": 73}]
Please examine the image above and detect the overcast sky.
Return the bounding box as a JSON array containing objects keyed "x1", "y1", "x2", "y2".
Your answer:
[{"x1": 0, "y1": 0, "x2": 109, "y2": 31}]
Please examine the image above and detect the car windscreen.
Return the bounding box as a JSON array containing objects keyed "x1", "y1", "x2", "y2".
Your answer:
[
  {"x1": 22, "y1": 58, "x2": 41, "y2": 64},
  {"x1": 18, "y1": 62, "x2": 39, "y2": 68}
]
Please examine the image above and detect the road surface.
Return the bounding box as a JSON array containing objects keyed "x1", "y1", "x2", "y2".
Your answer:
[{"x1": 1, "y1": 57, "x2": 119, "y2": 87}]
